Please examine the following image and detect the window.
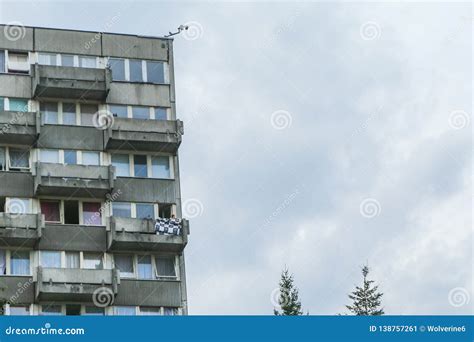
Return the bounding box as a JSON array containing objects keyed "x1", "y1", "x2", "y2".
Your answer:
[
  {"x1": 82, "y1": 151, "x2": 100, "y2": 166},
  {"x1": 159, "y1": 204, "x2": 172, "y2": 219},
  {"x1": 40, "y1": 251, "x2": 61, "y2": 268},
  {"x1": 66, "y1": 305, "x2": 81, "y2": 316},
  {"x1": 132, "y1": 106, "x2": 149, "y2": 120},
  {"x1": 41, "y1": 102, "x2": 58, "y2": 124},
  {"x1": 109, "y1": 105, "x2": 128, "y2": 118},
  {"x1": 0, "y1": 250, "x2": 6, "y2": 275},
  {"x1": 0, "y1": 97, "x2": 4, "y2": 111},
  {"x1": 7, "y1": 198, "x2": 31, "y2": 215},
  {"x1": 163, "y1": 307, "x2": 178, "y2": 316},
  {"x1": 80, "y1": 104, "x2": 98, "y2": 126},
  {"x1": 129, "y1": 60, "x2": 143, "y2": 82},
  {"x1": 0, "y1": 148, "x2": 4, "y2": 171},
  {"x1": 112, "y1": 202, "x2": 131, "y2": 218},
  {"x1": 136, "y1": 203, "x2": 154, "y2": 220},
  {"x1": 64, "y1": 200, "x2": 79, "y2": 224},
  {"x1": 146, "y1": 61, "x2": 164, "y2": 84},
  {"x1": 134, "y1": 155, "x2": 148, "y2": 178},
  {"x1": 38, "y1": 53, "x2": 57, "y2": 66},
  {"x1": 0, "y1": 51, "x2": 4, "y2": 73},
  {"x1": 41, "y1": 305, "x2": 62, "y2": 316},
  {"x1": 115, "y1": 255, "x2": 134, "y2": 278},
  {"x1": 10, "y1": 306, "x2": 30, "y2": 315},
  {"x1": 137, "y1": 255, "x2": 153, "y2": 279},
  {"x1": 9, "y1": 149, "x2": 29, "y2": 170},
  {"x1": 9, "y1": 98, "x2": 28, "y2": 112},
  {"x1": 62, "y1": 55, "x2": 75, "y2": 67},
  {"x1": 10, "y1": 251, "x2": 29, "y2": 275},
  {"x1": 63, "y1": 103, "x2": 77, "y2": 125},
  {"x1": 84, "y1": 306, "x2": 104, "y2": 316},
  {"x1": 65, "y1": 252, "x2": 80, "y2": 268},
  {"x1": 79, "y1": 56, "x2": 96, "y2": 68},
  {"x1": 82, "y1": 202, "x2": 102, "y2": 226},
  {"x1": 112, "y1": 154, "x2": 130, "y2": 177},
  {"x1": 83, "y1": 253, "x2": 103, "y2": 270},
  {"x1": 151, "y1": 156, "x2": 171, "y2": 179},
  {"x1": 64, "y1": 150, "x2": 77, "y2": 165},
  {"x1": 154, "y1": 108, "x2": 167, "y2": 120},
  {"x1": 109, "y1": 58, "x2": 125, "y2": 81},
  {"x1": 139, "y1": 307, "x2": 161, "y2": 316},
  {"x1": 114, "y1": 306, "x2": 136, "y2": 315},
  {"x1": 40, "y1": 149, "x2": 59, "y2": 163},
  {"x1": 40, "y1": 201, "x2": 61, "y2": 223},
  {"x1": 7, "y1": 52, "x2": 29, "y2": 73},
  {"x1": 155, "y1": 257, "x2": 176, "y2": 278}
]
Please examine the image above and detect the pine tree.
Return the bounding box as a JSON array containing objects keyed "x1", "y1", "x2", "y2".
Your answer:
[
  {"x1": 273, "y1": 268, "x2": 303, "y2": 315},
  {"x1": 346, "y1": 265, "x2": 384, "y2": 315}
]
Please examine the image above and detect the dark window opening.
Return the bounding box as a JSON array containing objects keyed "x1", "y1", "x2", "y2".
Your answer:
[
  {"x1": 159, "y1": 204, "x2": 172, "y2": 219},
  {"x1": 0, "y1": 197, "x2": 5, "y2": 212},
  {"x1": 66, "y1": 305, "x2": 81, "y2": 316},
  {"x1": 64, "y1": 201, "x2": 79, "y2": 224}
]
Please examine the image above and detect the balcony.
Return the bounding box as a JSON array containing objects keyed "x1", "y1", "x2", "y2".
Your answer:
[
  {"x1": 33, "y1": 162, "x2": 115, "y2": 198},
  {"x1": 32, "y1": 64, "x2": 111, "y2": 100},
  {"x1": 0, "y1": 213, "x2": 43, "y2": 247},
  {"x1": 0, "y1": 110, "x2": 40, "y2": 145},
  {"x1": 35, "y1": 267, "x2": 120, "y2": 302},
  {"x1": 104, "y1": 118, "x2": 183, "y2": 153},
  {"x1": 107, "y1": 217, "x2": 189, "y2": 252}
]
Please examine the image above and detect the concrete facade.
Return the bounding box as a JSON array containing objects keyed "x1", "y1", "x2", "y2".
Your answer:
[{"x1": 0, "y1": 25, "x2": 188, "y2": 316}]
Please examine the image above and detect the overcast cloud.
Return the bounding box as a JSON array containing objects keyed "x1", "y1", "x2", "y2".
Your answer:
[{"x1": 0, "y1": 0, "x2": 471, "y2": 315}]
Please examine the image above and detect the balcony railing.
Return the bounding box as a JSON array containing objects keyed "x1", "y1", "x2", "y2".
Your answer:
[
  {"x1": 35, "y1": 267, "x2": 120, "y2": 302},
  {"x1": 107, "y1": 216, "x2": 189, "y2": 252},
  {"x1": 104, "y1": 118, "x2": 183, "y2": 153},
  {"x1": 32, "y1": 64, "x2": 111, "y2": 100},
  {"x1": 0, "y1": 110, "x2": 40, "y2": 145},
  {"x1": 33, "y1": 162, "x2": 115, "y2": 198},
  {"x1": 0, "y1": 213, "x2": 43, "y2": 247}
]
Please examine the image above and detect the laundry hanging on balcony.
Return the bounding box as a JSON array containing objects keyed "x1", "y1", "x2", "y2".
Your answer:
[{"x1": 155, "y1": 218, "x2": 182, "y2": 236}]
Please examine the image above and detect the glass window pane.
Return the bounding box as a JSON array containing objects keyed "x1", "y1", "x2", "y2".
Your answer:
[
  {"x1": 62, "y1": 55, "x2": 75, "y2": 67},
  {"x1": 41, "y1": 102, "x2": 58, "y2": 124},
  {"x1": 112, "y1": 202, "x2": 131, "y2": 218},
  {"x1": 8, "y1": 198, "x2": 31, "y2": 215},
  {"x1": 0, "y1": 147, "x2": 5, "y2": 171},
  {"x1": 132, "y1": 106, "x2": 149, "y2": 120},
  {"x1": 10, "y1": 306, "x2": 30, "y2": 315},
  {"x1": 66, "y1": 252, "x2": 80, "y2": 268},
  {"x1": 84, "y1": 306, "x2": 104, "y2": 316},
  {"x1": 154, "y1": 108, "x2": 167, "y2": 120},
  {"x1": 136, "y1": 203, "x2": 154, "y2": 220},
  {"x1": 151, "y1": 156, "x2": 170, "y2": 179},
  {"x1": 40, "y1": 201, "x2": 60, "y2": 222},
  {"x1": 109, "y1": 105, "x2": 128, "y2": 118},
  {"x1": 83, "y1": 202, "x2": 102, "y2": 226},
  {"x1": 0, "y1": 97, "x2": 4, "y2": 111},
  {"x1": 109, "y1": 58, "x2": 125, "y2": 81},
  {"x1": 112, "y1": 154, "x2": 130, "y2": 177},
  {"x1": 114, "y1": 306, "x2": 136, "y2": 315},
  {"x1": 79, "y1": 56, "x2": 96, "y2": 68},
  {"x1": 83, "y1": 253, "x2": 103, "y2": 270},
  {"x1": 9, "y1": 98, "x2": 28, "y2": 112},
  {"x1": 41, "y1": 305, "x2": 62, "y2": 315},
  {"x1": 163, "y1": 307, "x2": 178, "y2": 316},
  {"x1": 82, "y1": 152, "x2": 100, "y2": 166},
  {"x1": 137, "y1": 255, "x2": 152, "y2": 279},
  {"x1": 129, "y1": 60, "x2": 143, "y2": 82},
  {"x1": 9, "y1": 149, "x2": 29, "y2": 169},
  {"x1": 134, "y1": 155, "x2": 148, "y2": 178},
  {"x1": 146, "y1": 61, "x2": 164, "y2": 84},
  {"x1": 115, "y1": 255, "x2": 134, "y2": 277},
  {"x1": 140, "y1": 307, "x2": 161, "y2": 316},
  {"x1": 64, "y1": 150, "x2": 77, "y2": 165},
  {"x1": 0, "y1": 51, "x2": 4, "y2": 73},
  {"x1": 11, "y1": 251, "x2": 30, "y2": 275},
  {"x1": 63, "y1": 103, "x2": 76, "y2": 125},
  {"x1": 40, "y1": 150, "x2": 59, "y2": 163},
  {"x1": 80, "y1": 104, "x2": 98, "y2": 126},
  {"x1": 38, "y1": 53, "x2": 57, "y2": 66},
  {"x1": 155, "y1": 257, "x2": 176, "y2": 278},
  {"x1": 0, "y1": 250, "x2": 6, "y2": 275},
  {"x1": 40, "y1": 251, "x2": 61, "y2": 268}
]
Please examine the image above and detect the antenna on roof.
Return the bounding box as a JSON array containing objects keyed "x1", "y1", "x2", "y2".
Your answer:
[{"x1": 164, "y1": 25, "x2": 189, "y2": 38}]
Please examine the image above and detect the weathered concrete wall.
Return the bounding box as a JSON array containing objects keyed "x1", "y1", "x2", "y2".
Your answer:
[
  {"x1": 37, "y1": 125, "x2": 104, "y2": 151},
  {"x1": 102, "y1": 34, "x2": 169, "y2": 60},
  {"x1": 34, "y1": 28, "x2": 101, "y2": 56},
  {"x1": 115, "y1": 280, "x2": 181, "y2": 307},
  {"x1": 0, "y1": 172, "x2": 34, "y2": 197},
  {"x1": 113, "y1": 178, "x2": 176, "y2": 203},
  {"x1": 0, "y1": 25, "x2": 34, "y2": 51},
  {"x1": 39, "y1": 225, "x2": 107, "y2": 251},
  {"x1": 107, "y1": 83, "x2": 171, "y2": 107},
  {"x1": 0, "y1": 276, "x2": 34, "y2": 305},
  {"x1": 0, "y1": 74, "x2": 31, "y2": 98}
]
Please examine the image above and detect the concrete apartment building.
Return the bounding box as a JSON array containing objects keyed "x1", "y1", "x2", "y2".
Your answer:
[{"x1": 0, "y1": 25, "x2": 189, "y2": 315}]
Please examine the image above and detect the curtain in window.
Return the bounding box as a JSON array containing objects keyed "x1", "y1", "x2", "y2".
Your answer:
[
  {"x1": 11, "y1": 252, "x2": 29, "y2": 275},
  {"x1": 0, "y1": 147, "x2": 5, "y2": 171},
  {"x1": 163, "y1": 307, "x2": 177, "y2": 316},
  {"x1": 0, "y1": 250, "x2": 6, "y2": 275},
  {"x1": 66, "y1": 252, "x2": 80, "y2": 268},
  {"x1": 155, "y1": 257, "x2": 176, "y2": 277},
  {"x1": 0, "y1": 51, "x2": 4, "y2": 73},
  {"x1": 40, "y1": 251, "x2": 61, "y2": 268},
  {"x1": 40, "y1": 201, "x2": 60, "y2": 222},
  {"x1": 83, "y1": 202, "x2": 101, "y2": 225},
  {"x1": 9, "y1": 149, "x2": 29, "y2": 168},
  {"x1": 137, "y1": 256, "x2": 152, "y2": 279},
  {"x1": 10, "y1": 306, "x2": 30, "y2": 315},
  {"x1": 115, "y1": 255, "x2": 133, "y2": 276},
  {"x1": 114, "y1": 306, "x2": 136, "y2": 315}
]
